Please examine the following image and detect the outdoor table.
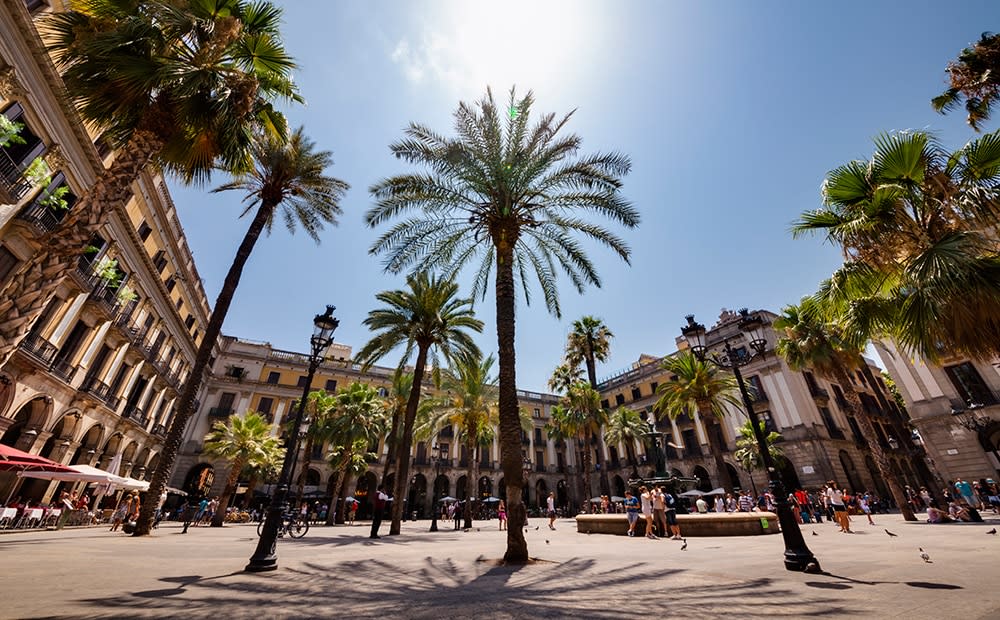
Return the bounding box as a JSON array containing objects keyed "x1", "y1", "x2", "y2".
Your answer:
[
  {"x1": 17, "y1": 508, "x2": 43, "y2": 529},
  {"x1": 0, "y1": 507, "x2": 17, "y2": 528}
]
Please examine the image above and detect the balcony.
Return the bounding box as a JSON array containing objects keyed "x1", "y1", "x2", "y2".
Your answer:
[
  {"x1": 87, "y1": 280, "x2": 121, "y2": 318},
  {"x1": 808, "y1": 384, "x2": 829, "y2": 400},
  {"x1": 208, "y1": 407, "x2": 233, "y2": 418},
  {"x1": 151, "y1": 423, "x2": 167, "y2": 438},
  {"x1": 80, "y1": 374, "x2": 112, "y2": 402},
  {"x1": 17, "y1": 332, "x2": 57, "y2": 366},
  {"x1": 68, "y1": 260, "x2": 98, "y2": 293},
  {"x1": 0, "y1": 147, "x2": 33, "y2": 205},
  {"x1": 123, "y1": 406, "x2": 148, "y2": 429},
  {"x1": 16, "y1": 200, "x2": 64, "y2": 235},
  {"x1": 49, "y1": 358, "x2": 77, "y2": 383}
]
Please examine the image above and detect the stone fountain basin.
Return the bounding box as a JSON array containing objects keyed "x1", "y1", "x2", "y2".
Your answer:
[{"x1": 575, "y1": 512, "x2": 779, "y2": 536}]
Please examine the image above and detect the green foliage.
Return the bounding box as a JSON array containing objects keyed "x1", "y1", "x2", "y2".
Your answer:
[
  {"x1": 734, "y1": 420, "x2": 784, "y2": 473},
  {"x1": 39, "y1": 184, "x2": 70, "y2": 211},
  {"x1": 880, "y1": 371, "x2": 909, "y2": 414},
  {"x1": 23, "y1": 156, "x2": 51, "y2": 187},
  {"x1": 203, "y1": 410, "x2": 280, "y2": 469},
  {"x1": 932, "y1": 32, "x2": 1000, "y2": 131},
  {"x1": 93, "y1": 256, "x2": 121, "y2": 287},
  {"x1": 604, "y1": 405, "x2": 646, "y2": 447},
  {"x1": 654, "y1": 351, "x2": 742, "y2": 422},
  {"x1": 116, "y1": 285, "x2": 138, "y2": 303},
  {"x1": 420, "y1": 352, "x2": 499, "y2": 447},
  {"x1": 564, "y1": 316, "x2": 614, "y2": 374},
  {"x1": 0, "y1": 115, "x2": 25, "y2": 148}
]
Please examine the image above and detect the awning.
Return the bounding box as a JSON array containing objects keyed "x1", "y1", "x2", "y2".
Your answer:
[
  {"x1": 17, "y1": 463, "x2": 129, "y2": 484},
  {"x1": 0, "y1": 444, "x2": 75, "y2": 473}
]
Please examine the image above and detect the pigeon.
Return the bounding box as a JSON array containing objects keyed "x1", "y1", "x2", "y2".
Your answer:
[
  {"x1": 535, "y1": 526, "x2": 539, "y2": 531},
  {"x1": 885, "y1": 529, "x2": 898, "y2": 537},
  {"x1": 987, "y1": 528, "x2": 997, "y2": 535},
  {"x1": 680, "y1": 539, "x2": 688, "y2": 551},
  {"x1": 476, "y1": 528, "x2": 480, "y2": 532},
  {"x1": 811, "y1": 531, "x2": 818, "y2": 536},
  {"x1": 545, "y1": 539, "x2": 550, "y2": 544},
  {"x1": 919, "y1": 547, "x2": 931, "y2": 563}
]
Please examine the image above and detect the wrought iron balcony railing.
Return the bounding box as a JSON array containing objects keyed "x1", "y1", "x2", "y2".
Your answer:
[{"x1": 18, "y1": 332, "x2": 57, "y2": 365}]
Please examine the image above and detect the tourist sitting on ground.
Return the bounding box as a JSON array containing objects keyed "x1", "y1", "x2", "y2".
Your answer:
[
  {"x1": 926, "y1": 505, "x2": 952, "y2": 523},
  {"x1": 948, "y1": 501, "x2": 972, "y2": 522}
]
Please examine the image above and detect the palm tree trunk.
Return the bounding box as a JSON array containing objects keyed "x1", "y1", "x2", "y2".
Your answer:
[
  {"x1": 833, "y1": 366, "x2": 917, "y2": 521},
  {"x1": 700, "y1": 412, "x2": 734, "y2": 493},
  {"x1": 211, "y1": 457, "x2": 244, "y2": 527},
  {"x1": 384, "y1": 404, "x2": 403, "y2": 482},
  {"x1": 495, "y1": 245, "x2": 528, "y2": 562},
  {"x1": 297, "y1": 437, "x2": 314, "y2": 501},
  {"x1": 324, "y1": 459, "x2": 347, "y2": 526},
  {"x1": 389, "y1": 345, "x2": 428, "y2": 535},
  {"x1": 335, "y1": 469, "x2": 353, "y2": 525},
  {"x1": 464, "y1": 434, "x2": 475, "y2": 528},
  {"x1": 0, "y1": 129, "x2": 165, "y2": 367},
  {"x1": 582, "y1": 435, "x2": 593, "y2": 512},
  {"x1": 243, "y1": 473, "x2": 259, "y2": 508},
  {"x1": 134, "y1": 197, "x2": 276, "y2": 536},
  {"x1": 584, "y1": 356, "x2": 612, "y2": 498}
]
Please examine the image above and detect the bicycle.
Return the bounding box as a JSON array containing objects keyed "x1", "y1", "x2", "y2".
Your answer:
[{"x1": 256, "y1": 511, "x2": 309, "y2": 539}]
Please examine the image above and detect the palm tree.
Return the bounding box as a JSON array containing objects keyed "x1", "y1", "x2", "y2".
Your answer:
[
  {"x1": 792, "y1": 130, "x2": 1000, "y2": 362},
  {"x1": 774, "y1": 299, "x2": 917, "y2": 521},
  {"x1": 0, "y1": 0, "x2": 299, "y2": 366},
  {"x1": 422, "y1": 353, "x2": 499, "y2": 528},
  {"x1": 734, "y1": 420, "x2": 784, "y2": 496},
  {"x1": 381, "y1": 371, "x2": 416, "y2": 482},
  {"x1": 292, "y1": 390, "x2": 338, "y2": 500},
  {"x1": 241, "y1": 441, "x2": 285, "y2": 509},
  {"x1": 366, "y1": 88, "x2": 637, "y2": 561},
  {"x1": 933, "y1": 32, "x2": 1000, "y2": 131},
  {"x1": 324, "y1": 382, "x2": 388, "y2": 525},
  {"x1": 548, "y1": 381, "x2": 604, "y2": 511},
  {"x1": 548, "y1": 362, "x2": 583, "y2": 395},
  {"x1": 135, "y1": 128, "x2": 348, "y2": 535},
  {"x1": 654, "y1": 351, "x2": 741, "y2": 493},
  {"x1": 604, "y1": 405, "x2": 646, "y2": 472},
  {"x1": 354, "y1": 273, "x2": 482, "y2": 535},
  {"x1": 563, "y1": 316, "x2": 615, "y2": 498},
  {"x1": 202, "y1": 411, "x2": 280, "y2": 527}
]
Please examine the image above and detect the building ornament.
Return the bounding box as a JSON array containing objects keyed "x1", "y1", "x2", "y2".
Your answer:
[
  {"x1": 44, "y1": 143, "x2": 68, "y2": 175},
  {"x1": 0, "y1": 65, "x2": 25, "y2": 98}
]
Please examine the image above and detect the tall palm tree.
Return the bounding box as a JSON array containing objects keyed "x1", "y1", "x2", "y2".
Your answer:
[
  {"x1": 354, "y1": 273, "x2": 482, "y2": 535},
  {"x1": 324, "y1": 382, "x2": 388, "y2": 525},
  {"x1": 774, "y1": 299, "x2": 917, "y2": 521},
  {"x1": 381, "y1": 371, "x2": 415, "y2": 482},
  {"x1": 241, "y1": 440, "x2": 285, "y2": 509},
  {"x1": 792, "y1": 130, "x2": 1000, "y2": 362},
  {"x1": 366, "y1": 88, "x2": 637, "y2": 561},
  {"x1": 0, "y1": 0, "x2": 299, "y2": 366},
  {"x1": 548, "y1": 362, "x2": 583, "y2": 394},
  {"x1": 135, "y1": 128, "x2": 348, "y2": 535},
  {"x1": 563, "y1": 316, "x2": 615, "y2": 497},
  {"x1": 292, "y1": 390, "x2": 338, "y2": 500},
  {"x1": 548, "y1": 381, "x2": 604, "y2": 511},
  {"x1": 933, "y1": 32, "x2": 1000, "y2": 131},
  {"x1": 734, "y1": 420, "x2": 784, "y2": 496},
  {"x1": 202, "y1": 411, "x2": 280, "y2": 527},
  {"x1": 423, "y1": 353, "x2": 499, "y2": 528},
  {"x1": 654, "y1": 351, "x2": 741, "y2": 493},
  {"x1": 604, "y1": 405, "x2": 646, "y2": 471}
]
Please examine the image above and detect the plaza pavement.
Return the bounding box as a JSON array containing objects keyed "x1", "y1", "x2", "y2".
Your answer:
[{"x1": 2, "y1": 512, "x2": 999, "y2": 619}]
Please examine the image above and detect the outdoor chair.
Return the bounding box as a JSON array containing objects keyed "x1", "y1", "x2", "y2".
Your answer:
[
  {"x1": 16, "y1": 508, "x2": 43, "y2": 529},
  {"x1": 42, "y1": 508, "x2": 61, "y2": 527},
  {"x1": 0, "y1": 507, "x2": 17, "y2": 529}
]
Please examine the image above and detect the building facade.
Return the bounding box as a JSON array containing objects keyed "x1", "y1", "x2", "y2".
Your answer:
[
  {"x1": 876, "y1": 341, "x2": 1000, "y2": 484},
  {"x1": 0, "y1": 0, "x2": 211, "y2": 504}
]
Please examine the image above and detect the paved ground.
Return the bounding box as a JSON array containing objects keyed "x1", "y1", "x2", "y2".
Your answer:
[{"x1": 2, "y1": 513, "x2": 999, "y2": 619}]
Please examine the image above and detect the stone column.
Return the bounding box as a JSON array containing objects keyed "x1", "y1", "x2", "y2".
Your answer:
[
  {"x1": 78, "y1": 321, "x2": 111, "y2": 372},
  {"x1": 101, "y1": 344, "x2": 129, "y2": 385},
  {"x1": 47, "y1": 293, "x2": 87, "y2": 347}
]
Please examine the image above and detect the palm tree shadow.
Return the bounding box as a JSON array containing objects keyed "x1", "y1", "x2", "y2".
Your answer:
[{"x1": 70, "y1": 556, "x2": 854, "y2": 618}]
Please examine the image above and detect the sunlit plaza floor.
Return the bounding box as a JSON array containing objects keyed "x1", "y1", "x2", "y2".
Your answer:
[{"x1": 2, "y1": 513, "x2": 999, "y2": 619}]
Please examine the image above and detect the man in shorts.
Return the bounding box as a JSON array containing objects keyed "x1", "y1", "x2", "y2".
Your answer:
[
  {"x1": 624, "y1": 490, "x2": 640, "y2": 537},
  {"x1": 663, "y1": 488, "x2": 682, "y2": 539},
  {"x1": 547, "y1": 492, "x2": 557, "y2": 530},
  {"x1": 652, "y1": 487, "x2": 668, "y2": 537}
]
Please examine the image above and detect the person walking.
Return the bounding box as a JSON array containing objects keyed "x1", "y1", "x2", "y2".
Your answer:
[
  {"x1": 663, "y1": 488, "x2": 682, "y2": 540},
  {"x1": 624, "y1": 490, "x2": 640, "y2": 537},
  {"x1": 497, "y1": 500, "x2": 507, "y2": 530},
  {"x1": 110, "y1": 494, "x2": 133, "y2": 532},
  {"x1": 639, "y1": 486, "x2": 656, "y2": 539},
  {"x1": 348, "y1": 500, "x2": 358, "y2": 525},
  {"x1": 546, "y1": 492, "x2": 557, "y2": 530},
  {"x1": 652, "y1": 487, "x2": 668, "y2": 537},
  {"x1": 954, "y1": 478, "x2": 979, "y2": 508},
  {"x1": 370, "y1": 485, "x2": 389, "y2": 539},
  {"x1": 192, "y1": 496, "x2": 209, "y2": 527},
  {"x1": 859, "y1": 492, "x2": 876, "y2": 525},
  {"x1": 826, "y1": 481, "x2": 852, "y2": 533}
]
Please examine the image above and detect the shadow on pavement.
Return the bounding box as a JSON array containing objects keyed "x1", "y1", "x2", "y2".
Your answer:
[{"x1": 53, "y1": 556, "x2": 852, "y2": 619}]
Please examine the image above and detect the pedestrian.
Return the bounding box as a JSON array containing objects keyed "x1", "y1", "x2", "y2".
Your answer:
[
  {"x1": 453, "y1": 500, "x2": 462, "y2": 530},
  {"x1": 547, "y1": 492, "x2": 557, "y2": 530},
  {"x1": 370, "y1": 485, "x2": 389, "y2": 539},
  {"x1": 663, "y1": 488, "x2": 682, "y2": 540},
  {"x1": 713, "y1": 494, "x2": 725, "y2": 513},
  {"x1": 193, "y1": 496, "x2": 209, "y2": 526},
  {"x1": 204, "y1": 496, "x2": 219, "y2": 525},
  {"x1": 825, "y1": 481, "x2": 852, "y2": 533},
  {"x1": 738, "y1": 490, "x2": 753, "y2": 513},
  {"x1": 348, "y1": 500, "x2": 358, "y2": 525},
  {"x1": 859, "y1": 492, "x2": 875, "y2": 525},
  {"x1": 652, "y1": 487, "x2": 668, "y2": 537},
  {"x1": 624, "y1": 490, "x2": 640, "y2": 537},
  {"x1": 110, "y1": 493, "x2": 133, "y2": 532},
  {"x1": 725, "y1": 493, "x2": 737, "y2": 512},
  {"x1": 498, "y1": 500, "x2": 507, "y2": 530},
  {"x1": 639, "y1": 486, "x2": 656, "y2": 539},
  {"x1": 56, "y1": 490, "x2": 75, "y2": 530},
  {"x1": 954, "y1": 478, "x2": 979, "y2": 508}
]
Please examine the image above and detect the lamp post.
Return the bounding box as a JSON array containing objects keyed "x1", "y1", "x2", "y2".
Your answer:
[
  {"x1": 951, "y1": 407, "x2": 993, "y2": 433},
  {"x1": 430, "y1": 443, "x2": 444, "y2": 532},
  {"x1": 681, "y1": 309, "x2": 820, "y2": 573},
  {"x1": 523, "y1": 456, "x2": 532, "y2": 507},
  {"x1": 246, "y1": 305, "x2": 338, "y2": 573}
]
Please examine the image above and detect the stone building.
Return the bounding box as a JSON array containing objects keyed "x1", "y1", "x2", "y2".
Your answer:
[
  {"x1": 0, "y1": 0, "x2": 211, "y2": 504},
  {"x1": 876, "y1": 341, "x2": 1000, "y2": 485}
]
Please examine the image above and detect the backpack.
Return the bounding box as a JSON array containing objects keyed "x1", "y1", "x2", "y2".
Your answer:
[{"x1": 665, "y1": 493, "x2": 675, "y2": 507}]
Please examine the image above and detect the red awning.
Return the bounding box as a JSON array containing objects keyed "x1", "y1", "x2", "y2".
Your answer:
[{"x1": 0, "y1": 444, "x2": 74, "y2": 472}]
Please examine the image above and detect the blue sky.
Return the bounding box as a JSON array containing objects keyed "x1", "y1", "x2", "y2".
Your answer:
[{"x1": 169, "y1": 0, "x2": 998, "y2": 392}]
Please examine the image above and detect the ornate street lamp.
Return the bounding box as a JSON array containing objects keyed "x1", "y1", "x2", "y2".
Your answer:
[
  {"x1": 430, "y1": 443, "x2": 445, "y2": 532},
  {"x1": 681, "y1": 310, "x2": 820, "y2": 573},
  {"x1": 951, "y1": 406, "x2": 993, "y2": 433},
  {"x1": 247, "y1": 305, "x2": 338, "y2": 572},
  {"x1": 522, "y1": 456, "x2": 533, "y2": 507}
]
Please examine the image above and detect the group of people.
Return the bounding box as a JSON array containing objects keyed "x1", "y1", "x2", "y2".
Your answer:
[
  {"x1": 920, "y1": 478, "x2": 998, "y2": 524},
  {"x1": 623, "y1": 486, "x2": 682, "y2": 540}
]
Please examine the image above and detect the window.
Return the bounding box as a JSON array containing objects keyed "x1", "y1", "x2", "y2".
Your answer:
[
  {"x1": 535, "y1": 450, "x2": 545, "y2": 471},
  {"x1": 325, "y1": 379, "x2": 337, "y2": 392},
  {"x1": 93, "y1": 134, "x2": 112, "y2": 159},
  {"x1": 819, "y1": 407, "x2": 844, "y2": 440},
  {"x1": 831, "y1": 384, "x2": 848, "y2": 409},
  {"x1": 191, "y1": 330, "x2": 199, "y2": 341},
  {"x1": 747, "y1": 375, "x2": 767, "y2": 402},
  {"x1": 257, "y1": 397, "x2": 273, "y2": 417},
  {"x1": 944, "y1": 362, "x2": 996, "y2": 406},
  {"x1": 650, "y1": 382, "x2": 658, "y2": 394},
  {"x1": 165, "y1": 277, "x2": 176, "y2": 293},
  {"x1": 601, "y1": 399, "x2": 609, "y2": 410},
  {"x1": 218, "y1": 392, "x2": 236, "y2": 410},
  {"x1": 631, "y1": 387, "x2": 642, "y2": 401},
  {"x1": 152, "y1": 250, "x2": 167, "y2": 274},
  {"x1": 184, "y1": 315, "x2": 194, "y2": 329},
  {"x1": 25, "y1": 0, "x2": 48, "y2": 14},
  {"x1": 1, "y1": 102, "x2": 46, "y2": 187},
  {"x1": 0, "y1": 245, "x2": 19, "y2": 283},
  {"x1": 846, "y1": 416, "x2": 865, "y2": 444},
  {"x1": 615, "y1": 393, "x2": 625, "y2": 406},
  {"x1": 534, "y1": 428, "x2": 543, "y2": 443},
  {"x1": 137, "y1": 221, "x2": 152, "y2": 241},
  {"x1": 267, "y1": 371, "x2": 280, "y2": 385},
  {"x1": 533, "y1": 407, "x2": 540, "y2": 418},
  {"x1": 681, "y1": 429, "x2": 700, "y2": 456},
  {"x1": 297, "y1": 375, "x2": 308, "y2": 388},
  {"x1": 227, "y1": 366, "x2": 245, "y2": 379},
  {"x1": 175, "y1": 297, "x2": 183, "y2": 310}
]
